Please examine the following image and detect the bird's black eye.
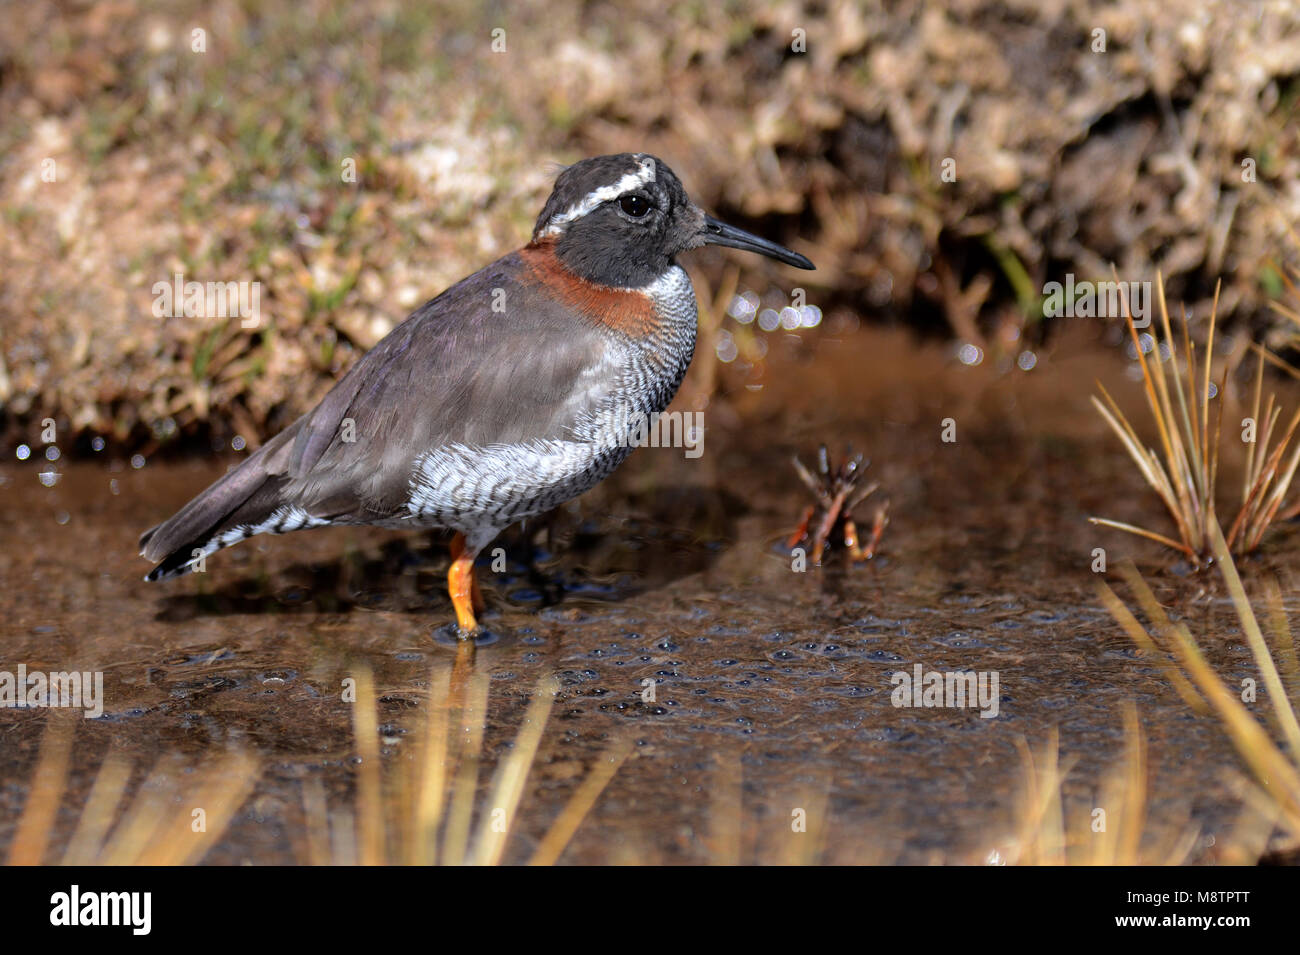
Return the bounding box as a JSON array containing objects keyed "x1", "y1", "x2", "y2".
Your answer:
[{"x1": 619, "y1": 194, "x2": 651, "y2": 218}]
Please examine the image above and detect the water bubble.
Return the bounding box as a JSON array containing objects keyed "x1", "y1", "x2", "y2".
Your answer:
[
  {"x1": 16, "y1": 445, "x2": 30, "y2": 461},
  {"x1": 152, "y1": 417, "x2": 178, "y2": 441},
  {"x1": 45, "y1": 446, "x2": 60, "y2": 461},
  {"x1": 957, "y1": 343, "x2": 984, "y2": 366},
  {"x1": 38, "y1": 471, "x2": 60, "y2": 487},
  {"x1": 800, "y1": 305, "x2": 823, "y2": 328},
  {"x1": 55, "y1": 511, "x2": 70, "y2": 525},
  {"x1": 715, "y1": 330, "x2": 738, "y2": 363},
  {"x1": 1016, "y1": 350, "x2": 1037, "y2": 371},
  {"x1": 757, "y1": 308, "x2": 780, "y2": 332},
  {"x1": 779, "y1": 306, "x2": 802, "y2": 330},
  {"x1": 1123, "y1": 334, "x2": 1157, "y2": 360},
  {"x1": 130, "y1": 454, "x2": 146, "y2": 470},
  {"x1": 91, "y1": 436, "x2": 105, "y2": 452},
  {"x1": 728, "y1": 291, "x2": 759, "y2": 323},
  {"x1": 231, "y1": 435, "x2": 247, "y2": 451}
]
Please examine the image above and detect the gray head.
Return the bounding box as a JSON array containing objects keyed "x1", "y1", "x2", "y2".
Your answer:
[{"x1": 532, "y1": 153, "x2": 814, "y2": 288}]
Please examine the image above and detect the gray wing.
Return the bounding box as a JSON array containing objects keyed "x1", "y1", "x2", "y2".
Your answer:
[
  {"x1": 279, "y1": 252, "x2": 616, "y2": 520},
  {"x1": 140, "y1": 251, "x2": 615, "y2": 574}
]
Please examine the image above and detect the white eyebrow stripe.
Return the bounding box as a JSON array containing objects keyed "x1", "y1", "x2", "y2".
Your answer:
[{"x1": 538, "y1": 155, "x2": 656, "y2": 238}]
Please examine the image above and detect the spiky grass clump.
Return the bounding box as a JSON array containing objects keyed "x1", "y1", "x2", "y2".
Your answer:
[
  {"x1": 1091, "y1": 274, "x2": 1300, "y2": 565},
  {"x1": 1098, "y1": 520, "x2": 1300, "y2": 855}
]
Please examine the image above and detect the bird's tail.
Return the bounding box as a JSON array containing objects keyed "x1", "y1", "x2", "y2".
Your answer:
[{"x1": 139, "y1": 433, "x2": 307, "y2": 581}]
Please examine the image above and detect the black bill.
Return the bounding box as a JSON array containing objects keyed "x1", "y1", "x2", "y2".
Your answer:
[{"x1": 700, "y1": 215, "x2": 815, "y2": 270}]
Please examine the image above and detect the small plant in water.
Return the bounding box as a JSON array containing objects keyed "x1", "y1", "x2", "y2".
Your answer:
[
  {"x1": 787, "y1": 444, "x2": 889, "y2": 565},
  {"x1": 1090, "y1": 274, "x2": 1300, "y2": 565}
]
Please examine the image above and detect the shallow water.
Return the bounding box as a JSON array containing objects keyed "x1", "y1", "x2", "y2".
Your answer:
[{"x1": 2, "y1": 324, "x2": 1297, "y2": 863}]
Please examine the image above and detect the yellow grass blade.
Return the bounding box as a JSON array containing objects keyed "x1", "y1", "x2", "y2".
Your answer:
[
  {"x1": 1103, "y1": 548, "x2": 1300, "y2": 837},
  {"x1": 1096, "y1": 572, "x2": 1210, "y2": 715},
  {"x1": 61, "y1": 748, "x2": 131, "y2": 865},
  {"x1": 1201, "y1": 282, "x2": 1221, "y2": 497},
  {"x1": 1210, "y1": 520, "x2": 1300, "y2": 754},
  {"x1": 442, "y1": 666, "x2": 491, "y2": 865},
  {"x1": 7, "y1": 712, "x2": 75, "y2": 865},
  {"x1": 1087, "y1": 517, "x2": 1196, "y2": 559},
  {"x1": 1264, "y1": 579, "x2": 1300, "y2": 696},
  {"x1": 1091, "y1": 392, "x2": 1192, "y2": 545},
  {"x1": 410, "y1": 666, "x2": 452, "y2": 866},
  {"x1": 528, "y1": 739, "x2": 632, "y2": 866},
  {"x1": 351, "y1": 666, "x2": 385, "y2": 865},
  {"x1": 470, "y1": 675, "x2": 558, "y2": 866}
]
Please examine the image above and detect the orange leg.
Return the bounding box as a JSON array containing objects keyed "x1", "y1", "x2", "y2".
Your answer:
[
  {"x1": 448, "y1": 533, "x2": 480, "y2": 635},
  {"x1": 471, "y1": 567, "x2": 485, "y2": 614}
]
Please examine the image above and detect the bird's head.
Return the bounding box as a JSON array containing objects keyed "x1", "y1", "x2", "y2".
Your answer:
[{"x1": 531, "y1": 153, "x2": 814, "y2": 287}]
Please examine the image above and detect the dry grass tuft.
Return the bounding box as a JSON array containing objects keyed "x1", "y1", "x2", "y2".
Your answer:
[{"x1": 1091, "y1": 273, "x2": 1300, "y2": 565}]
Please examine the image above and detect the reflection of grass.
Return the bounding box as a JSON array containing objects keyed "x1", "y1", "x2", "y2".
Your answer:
[
  {"x1": 302, "y1": 655, "x2": 630, "y2": 866},
  {"x1": 1091, "y1": 274, "x2": 1300, "y2": 564},
  {"x1": 1002, "y1": 706, "x2": 1199, "y2": 865},
  {"x1": 6, "y1": 713, "x2": 259, "y2": 865},
  {"x1": 1098, "y1": 521, "x2": 1300, "y2": 856},
  {"x1": 6, "y1": 658, "x2": 628, "y2": 866}
]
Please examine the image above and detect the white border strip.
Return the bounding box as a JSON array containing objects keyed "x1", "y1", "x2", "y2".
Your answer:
[{"x1": 538, "y1": 155, "x2": 656, "y2": 238}]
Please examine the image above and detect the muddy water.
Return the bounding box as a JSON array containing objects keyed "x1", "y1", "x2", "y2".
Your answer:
[{"x1": 2, "y1": 324, "x2": 1297, "y2": 864}]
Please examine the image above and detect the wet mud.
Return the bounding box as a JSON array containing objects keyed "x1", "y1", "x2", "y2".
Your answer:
[{"x1": 2, "y1": 324, "x2": 1296, "y2": 863}]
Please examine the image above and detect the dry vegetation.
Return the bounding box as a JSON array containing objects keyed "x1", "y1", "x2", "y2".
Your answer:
[
  {"x1": 2, "y1": 0, "x2": 1300, "y2": 451},
  {"x1": 1090, "y1": 276, "x2": 1300, "y2": 564}
]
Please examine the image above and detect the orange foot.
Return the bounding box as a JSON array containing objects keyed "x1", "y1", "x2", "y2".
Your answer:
[{"x1": 448, "y1": 532, "x2": 483, "y2": 636}]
